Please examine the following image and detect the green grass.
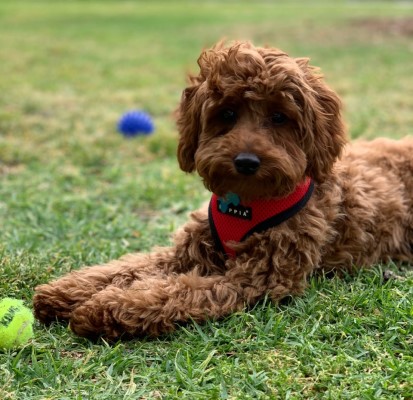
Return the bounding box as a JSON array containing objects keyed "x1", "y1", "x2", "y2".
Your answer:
[{"x1": 1, "y1": 0, "x2": 413, "y2": 398}]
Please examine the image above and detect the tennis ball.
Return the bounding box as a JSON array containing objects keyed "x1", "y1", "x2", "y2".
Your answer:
[{"x1": 0, "y1": 298, "x2": 34, "y2": 350}]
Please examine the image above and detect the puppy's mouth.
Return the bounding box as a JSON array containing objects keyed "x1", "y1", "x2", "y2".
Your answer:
[{"x1": 198, "y1": 151, "x2": 305, "y2": 202}]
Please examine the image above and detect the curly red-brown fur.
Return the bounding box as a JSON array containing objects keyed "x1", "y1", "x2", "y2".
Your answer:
[{"x1": 33, "y1": 41, "x2": 413, "y2": 340}]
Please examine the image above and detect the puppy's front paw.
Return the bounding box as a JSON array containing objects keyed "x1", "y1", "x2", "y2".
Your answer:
[
  {"x1": 33, "y1": 284, "x2": 76, "y2": 324},
  {"x1": 68, "y1": 286, "x2": 137, "y2": 340},
  {"x1": 69, "y1": 301, "x2": 121, "y2": 340},
  {"x1": 68, "y1": 285, "x2": 175, "y2": 340}
]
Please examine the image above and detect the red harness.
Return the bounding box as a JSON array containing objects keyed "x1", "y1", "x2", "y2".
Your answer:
[{"x1": 208, "y1": 178, "x2": 314, "y2": 258}]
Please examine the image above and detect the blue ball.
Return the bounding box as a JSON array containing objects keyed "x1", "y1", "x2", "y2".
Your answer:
[{"x1": 117, "y1": 110, "x2": 154, "y2": 137}]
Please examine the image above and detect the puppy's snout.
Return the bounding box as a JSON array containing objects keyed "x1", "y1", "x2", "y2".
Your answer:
[{"x1": 234, "y1": 153, "x2": 261, "y2": 175}]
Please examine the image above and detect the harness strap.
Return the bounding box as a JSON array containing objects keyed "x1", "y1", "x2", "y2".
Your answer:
[{"x1": 208, "y1": 178, "x2": 314, "y2": 258}]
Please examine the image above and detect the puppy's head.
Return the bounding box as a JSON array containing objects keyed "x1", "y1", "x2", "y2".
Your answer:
[{"x1": 177, "y1": 41, "x2": 346, "y2": 201}]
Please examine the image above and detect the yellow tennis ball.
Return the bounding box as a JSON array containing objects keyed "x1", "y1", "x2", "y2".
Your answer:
[{"x1": 0, "y1": 298, "x2": 34, "y2": 350}]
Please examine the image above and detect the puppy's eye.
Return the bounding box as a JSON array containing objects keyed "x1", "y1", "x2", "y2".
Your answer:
[
  {"x1": 271, "y1": 112, "x2": 288, "y2": 125},
  {"x1": 220, "y1": 109, "x2": 237, "y2": 123}
]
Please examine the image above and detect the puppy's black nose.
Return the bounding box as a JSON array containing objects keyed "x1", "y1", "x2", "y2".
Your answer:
[{"x1": 234, "y1": 153, "x2": 261, "y2": 175}]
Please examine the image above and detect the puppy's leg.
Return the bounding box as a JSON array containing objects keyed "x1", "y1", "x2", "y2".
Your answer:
[
  {"x1": 33, "y1": 252, "x2": 169, "y2": 324},
  {"x1": 68, "y1": 256, "x2": 309, "y2": 340},
  {"x1": 34, "y1": 211, "x2": 211, "y2": 325},
  {"x1": 69, "y1": 271, "x2": 246, "y2": 339}
]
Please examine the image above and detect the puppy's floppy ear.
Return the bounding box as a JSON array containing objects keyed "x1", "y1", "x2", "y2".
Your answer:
[
  {"x1": 295, "y1": 58, "x2": 347, "y2": 182},
  {"x1": 176, "y1": 44, "x2": 222, "y2": 172},
  {"x1": 176, "y1": 85, "x2": 203, "y2": 173}
]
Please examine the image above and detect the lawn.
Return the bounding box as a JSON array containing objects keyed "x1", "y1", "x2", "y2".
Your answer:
[{"x1": 1, "y1": 0, "x2": 413, "y2": 398}]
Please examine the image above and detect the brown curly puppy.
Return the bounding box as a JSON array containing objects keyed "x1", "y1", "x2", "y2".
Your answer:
[{"x1": 33, "y1": 41, "x2": 413, "y2": 340}]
